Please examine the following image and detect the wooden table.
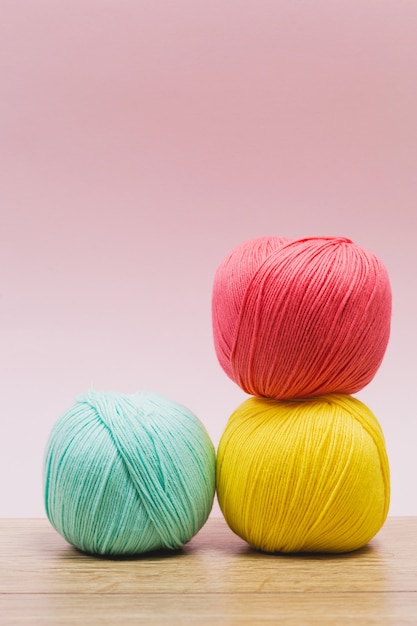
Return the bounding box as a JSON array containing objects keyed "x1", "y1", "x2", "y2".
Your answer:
[{"x1": 0, "y1": 517, "x2": 416, "y2": 625}]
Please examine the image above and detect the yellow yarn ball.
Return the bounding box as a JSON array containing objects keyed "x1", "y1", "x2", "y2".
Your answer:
[{"x1": 217, "y1": 394, "x2": 390, "y2": 553}]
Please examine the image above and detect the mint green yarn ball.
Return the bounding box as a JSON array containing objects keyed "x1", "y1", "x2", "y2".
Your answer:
[{"x1": 43, "y1": 390, "x2": 216, "y2": 556}]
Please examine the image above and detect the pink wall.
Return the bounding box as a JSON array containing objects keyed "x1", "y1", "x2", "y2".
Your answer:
[{"x1": 1, "y1": 1, "x2": 416, "y2": 516}]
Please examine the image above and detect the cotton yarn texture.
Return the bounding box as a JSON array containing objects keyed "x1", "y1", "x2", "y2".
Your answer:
[
  {"x1": 44, "y1": 390, "x2": 216, "y2": 556},
  {"x1": 216, "y1": 395, "x2": 390, "y2": 553},
  {"x1": 212, "y1": 236, "x2": 392, "y2": 399}
]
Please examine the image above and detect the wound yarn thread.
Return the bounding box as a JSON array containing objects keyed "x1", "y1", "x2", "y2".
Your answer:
[
  {"x1": 44, "y1": 390, "x2": 216, "y2": 556},
  {"x1": 216, "y1": 394, "x2": 390, "y2": 553},
  {"x1": 212, "y1": 236, "x2": 392, "y2": 399}
]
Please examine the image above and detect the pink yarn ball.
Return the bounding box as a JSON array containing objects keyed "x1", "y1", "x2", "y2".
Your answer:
[{"x1": 212, "y1": 236, "x2": 392, "y2": 399}]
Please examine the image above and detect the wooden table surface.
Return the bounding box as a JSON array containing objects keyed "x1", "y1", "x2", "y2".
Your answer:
[{"x1": 0, "y1": 517, "x2": 416, "y2": 625}]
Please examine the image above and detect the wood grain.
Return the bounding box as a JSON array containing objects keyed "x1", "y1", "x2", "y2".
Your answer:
[{"x1": 0, "y1": 517, "x2": 416, "y2": 624}]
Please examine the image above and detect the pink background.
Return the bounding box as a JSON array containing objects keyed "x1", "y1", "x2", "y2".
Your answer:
[{"x1": 1, "y1": 1, "x2": 416, "y2": 517}]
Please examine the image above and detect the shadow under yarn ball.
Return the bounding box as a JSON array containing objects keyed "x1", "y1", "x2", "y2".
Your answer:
[
  {"x1": 216, "y1": 394, "x2": 390, "y2": 554},
  {"x1": 212, "y1": 236, "x2": 392, "y2": 399},
  {"x1": 44, "y1": 390, "x2": 216, "y2": 556}
]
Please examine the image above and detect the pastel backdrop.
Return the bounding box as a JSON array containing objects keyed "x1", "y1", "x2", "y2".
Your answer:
[{"x1": 1, "y1": 0, "x2": 416, "y2": 517}]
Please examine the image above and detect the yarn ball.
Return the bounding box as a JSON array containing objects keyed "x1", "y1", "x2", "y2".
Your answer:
[
  {"x1": 44, "y1": 390, "x2": 216, "y2": 555},
  {"x1": 217, "y1": 394, "x2": 390, "y2": 553},
  {"x1": 212, "y1": 236, "x2": 392, "y2": 399}
]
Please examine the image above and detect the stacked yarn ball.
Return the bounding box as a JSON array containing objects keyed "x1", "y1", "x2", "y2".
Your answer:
[
  {"x1": 213, "y1": 236, "x2": 392, "y2": 553},
  {"x1": 44, "y1": 390, "x2": 216, "y2": 555},
  {"x1": 217, "y1": 395, "x2": 390, "y2": 553},
  {"x1": 212, "y1": 236, "x2": 391, "y2": 399}
]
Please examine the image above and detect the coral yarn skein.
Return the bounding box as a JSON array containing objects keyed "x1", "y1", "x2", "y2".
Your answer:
[{"x1": 212, "y1": 236, "x2": 392, "y2": 399}]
